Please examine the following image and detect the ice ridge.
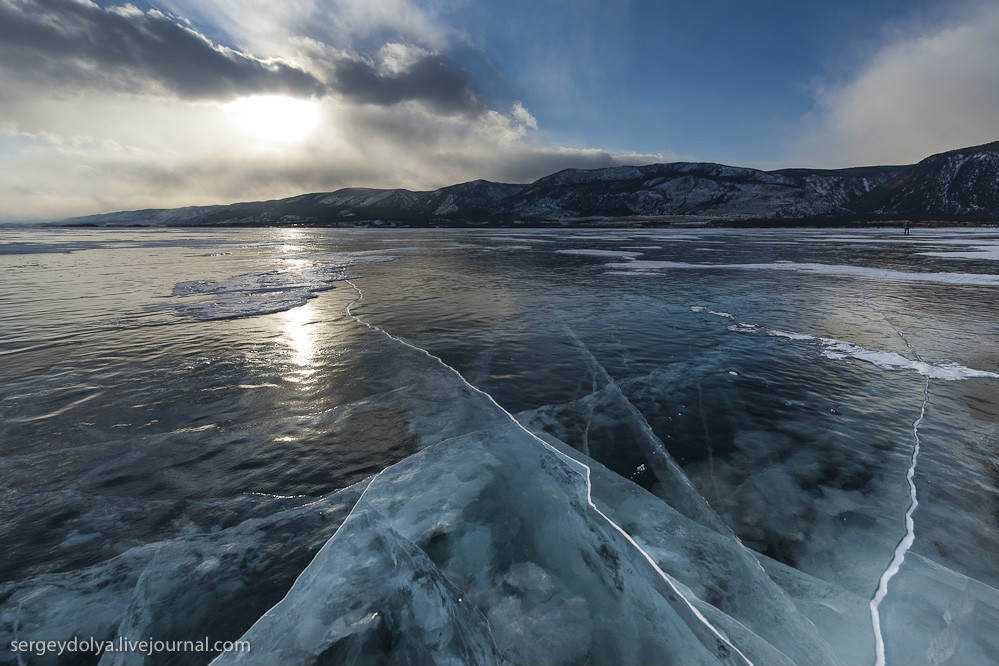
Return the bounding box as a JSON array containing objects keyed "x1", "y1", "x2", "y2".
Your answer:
[
  {"x1": 559, "y1": 324, "x2": 731, "y2": 534},
  {"x1": 340, "y1": 280, "x2": 757, "y2": 666}
]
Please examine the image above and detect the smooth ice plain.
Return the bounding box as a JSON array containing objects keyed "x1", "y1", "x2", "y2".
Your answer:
[{"x1": 2, "y1": 227, "x2": 999, "y2": 666}]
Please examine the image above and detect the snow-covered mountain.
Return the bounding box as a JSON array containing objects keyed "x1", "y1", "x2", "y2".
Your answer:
[
  {"x1": 854, "y1": 141, "x2": 999, "y2": 218},
  {"x1": 494, "y1": 163, "x2": 907, "y2": 219},
  {"x1": 62, "y1": 180, "x2": 529, "y2": 227},
  {"x1": 57, "y1": 142, "x2": 999, "y2": 226},
  {"x1": 61, "y1": 205, "x2": 227, "y2": 226}
]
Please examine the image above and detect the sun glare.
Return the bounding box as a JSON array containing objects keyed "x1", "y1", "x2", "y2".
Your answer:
[
  {"x1": 282, "y1": 302, "x2": 318, "y2": 379},
  {"x1": 225, "y1": 95, "x2": 322, "y2": 145}
]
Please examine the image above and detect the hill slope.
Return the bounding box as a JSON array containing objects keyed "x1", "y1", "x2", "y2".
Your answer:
[
  {"x1": 58, "y1": 141, "x2": 999, "y2": 226},
  {"x1": 854, "y1": 141, "x2": 999, "y2": 217}
]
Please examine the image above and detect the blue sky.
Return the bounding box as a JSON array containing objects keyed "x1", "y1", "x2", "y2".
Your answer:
[{"x1": 1, "y1": 0, "x2": 997, "y2": 220}]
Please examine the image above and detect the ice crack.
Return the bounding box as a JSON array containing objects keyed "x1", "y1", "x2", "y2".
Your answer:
[
  {"x1": 697, "y1": 382, "x2": 721, "y2": 501},
  {"x1": 343, "y1": 281, "x2": 756, "y2": 666},
  {"x1": 865, "y1": 304, "x2": 929, "y2": 666}
]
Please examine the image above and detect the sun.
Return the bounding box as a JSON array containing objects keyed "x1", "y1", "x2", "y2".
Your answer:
[{"x1": 225, "y1": 95, "x2": 323, "y2": 145}]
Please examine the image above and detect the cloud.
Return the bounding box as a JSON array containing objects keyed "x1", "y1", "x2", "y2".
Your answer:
[
  {"x1": 154, "y1": 0, "x2": 451, "y2": 62},
  {"x1": 328, "y1": 44, "x2": 485, "y2": 115},
  {"x1": 0, "y1": 90, "x2": 659, "y2": 221},
  {"x1": 0, "y1": 0, "x2": 323, "y2": 100},
  {"x1": 0, "y1": 1, "x2": 496, "y2": 115},
  {"x1": 791, "y1": 3, "x2": 999, "y2": 166},
  {"x1": 0, "y1": 0, "x2": 663, "y2": 222},
  {"x1": 511, "y1": 102, "x2": 538, "y2": 130}
]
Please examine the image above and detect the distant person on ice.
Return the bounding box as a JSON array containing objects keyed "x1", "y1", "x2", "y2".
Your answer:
[{"x1": 904, "y1": 221, "x2": 911, "y2": 235}]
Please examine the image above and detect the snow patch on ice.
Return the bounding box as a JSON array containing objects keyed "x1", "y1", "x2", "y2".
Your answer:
[
  {"x1": 920, "y1": 245, "x2": 999, "y2": 262},
  {"x1": 819, "y1": 341, "x2": 999, "y2": 380},
  {"x1": 348, "y1": 247, "x2": 425, "y2": 255},
  {"x1": 768, "y1": 330, "x2": 816, "y2": 341},
  {"x1": 170, "y1": 255, "x2": 395, "y2": 320},
  {"x1": 485, "y1": 236, "x2": 554, "y2": 244},
  {"x1": 691, "y1": 306, "x2": 999, "y2": 381},
  {"x1": 607, "y1": 260, "x2": 999, "y2": 285},
  {"x1": 556, "y1": 249, "x2": 643, "y2": 258}
]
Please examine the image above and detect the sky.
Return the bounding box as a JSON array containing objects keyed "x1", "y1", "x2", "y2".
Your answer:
[{"x1": 1, "y1": 0, "x2": 998, "y2": 221}]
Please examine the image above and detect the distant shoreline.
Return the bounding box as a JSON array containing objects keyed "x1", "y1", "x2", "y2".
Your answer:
[{"x1": 45, "y1": 218, "x2": 999, "y2": 230}]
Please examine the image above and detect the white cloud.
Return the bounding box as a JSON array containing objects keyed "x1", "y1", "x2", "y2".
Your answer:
[
  {"x1": 156, "y1": 0, "x2": 449, "y2": 58},
  {"x1": 511, "y1": 102, "x2": 538, "y2": 130},
  {"x1": 377, "y1": 43, "x2": 434, "y2": 75},
  {"x1": 791, "y1": 4, "x2": 999, "y2": 167}
]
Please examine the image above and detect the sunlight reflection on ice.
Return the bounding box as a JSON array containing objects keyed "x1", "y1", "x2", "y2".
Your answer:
[{"x1": 281, "y1": 303, "x2": 319, "y2": 380}]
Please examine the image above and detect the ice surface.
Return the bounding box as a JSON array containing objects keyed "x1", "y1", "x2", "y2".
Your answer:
[
  {"x1": 877, "y1": 552, "x2": 999, "y2": 665},
  {"x1": 518, "y1": 382, "x2": 729, "y2": 534},
  {"x1": 0, "y1": 484, "x2": 367, "y2": 666},
  {"x1": 214, "y1": 420, "x2": 822, "y2": 666},
  {"x1": 213, "y1": 510, "x2": 506, "y2": 666},
  {"x1": 207, "y1": 301, "x2": 837, "y2": 666},
  {"x1": 756, "y1": 555, "x2": 872, "y2": 666},
  {"x1": 0, "y1": 241, "x2": 107, "y2": 255},
  {"x1": 5, "y1": 227, "x2": 999, "y2": 666}
]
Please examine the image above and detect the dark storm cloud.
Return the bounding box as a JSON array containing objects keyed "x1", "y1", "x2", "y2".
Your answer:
[
  {"x1": 0, "y1": 0, "x2": 322, "y2": 99},
  {"x1": 0, "y1": 0, "x2": 491, "y2": 113},
  {"x1": 331, "y1": 53, "x2": 485, "y2": 115}
]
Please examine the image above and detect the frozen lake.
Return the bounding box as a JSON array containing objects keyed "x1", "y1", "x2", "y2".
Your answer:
[{"x1": 2, "y1": 226, "x2": 998, "y2": 665}]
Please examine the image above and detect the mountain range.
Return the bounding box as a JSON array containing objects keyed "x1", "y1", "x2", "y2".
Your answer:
[{"x1": 60, "y1": 141, "x2": 999, "y2": 227}]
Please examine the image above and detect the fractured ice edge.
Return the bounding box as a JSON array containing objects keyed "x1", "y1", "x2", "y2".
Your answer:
[
  {"x1": 4, "y1": 291, "x2": 999, "y2": 665},
  {"x1": 0, "y1": 349, "x2": 830, "y2": 666}
]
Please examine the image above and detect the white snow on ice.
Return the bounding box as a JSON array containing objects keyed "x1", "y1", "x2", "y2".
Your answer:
[
  {"x1": 691, "y1": 306, "x2": 999, "y2": 381},
  {"x1": 767, "y1": 330, "x2": 816, "y2": 341},
  {"x1": 920, "y1": 245, "x2": 999, "y2": 262},
  {"x1": 606, "y1": 260, "x2": 999, "y2": 285},
  {"x1": 556, "y1": 249, "x2": 643, "y2": 258},
  {"x1": 820, "y1": 340, "x2": 999, "y2": 380},
  {"x1": 171, "y1": 255, "x2": 396, "y2": 320}
]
